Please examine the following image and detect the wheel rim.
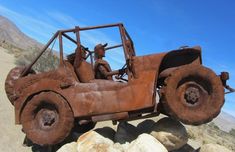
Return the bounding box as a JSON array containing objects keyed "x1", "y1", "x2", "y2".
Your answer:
[
  {"x1": 177, "y1": 81, "x2": 210, "y2": 107},
  {"x1": 36, "y1": 109, "x2": 59, "y2": 130}
]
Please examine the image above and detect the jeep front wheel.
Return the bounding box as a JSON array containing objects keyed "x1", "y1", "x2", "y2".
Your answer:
[
  {"x1": 161, "y1": 65, "x2": 224, "y2": 125},
  {"x1": 21, "y1": 92, "x2": 74, "y2": 145}
]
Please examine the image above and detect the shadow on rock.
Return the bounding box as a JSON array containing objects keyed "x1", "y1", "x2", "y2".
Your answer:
[
  {"x1": 150, "y1": 117, "x2": 188, "y2": 151},
  {"x1": 171, "y1": 144, "x2": 195, "y2": 152},
  {"x1": 94, "y1": 127, "x2": 116, "y2": 141},
  {"x1": 137, "y1": 119, "x2": 155, "y2": 133},
  {"x1": 114, "y1": 121, "x2": 141, "y2": 144}
]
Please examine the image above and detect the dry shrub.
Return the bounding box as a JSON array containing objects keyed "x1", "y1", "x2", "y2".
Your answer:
[
  {"x1": 229, "y1": 128, "x2": 235, "y2": 137},
  {"x1": 15, "y1": 47, "x2": 59, "y2": 73}
]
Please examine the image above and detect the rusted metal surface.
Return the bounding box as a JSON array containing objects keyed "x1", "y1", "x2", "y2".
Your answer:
[
  {"x1": 21, "y1": 92, "x2": 74, "y2": 145},
  {"x1": 160, "y1": 65, "x2": 225, "y2": 125},
  {"x1": 4, "y1": 23, "x2": 233, "y2": 145},
  {"x1": 5, "y1": 66, "x2": 25, "y2": 104}
]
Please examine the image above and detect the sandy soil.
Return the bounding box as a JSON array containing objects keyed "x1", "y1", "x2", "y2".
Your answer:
[{"x1": 0, "y1": 47, "x2": 31, "y2": 152}]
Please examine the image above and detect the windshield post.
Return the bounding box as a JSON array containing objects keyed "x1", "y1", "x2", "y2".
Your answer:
[
  {"x1": 58, "y1": 32, "x2": 64, "y2": 65},
  {"x1": 118, "y1": 24, "x2": 129, "y2": 60}
]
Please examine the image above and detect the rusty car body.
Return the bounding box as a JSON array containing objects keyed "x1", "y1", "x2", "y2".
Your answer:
[{"x1": 5, "y1": 23, "x2": 234, "y2": 146}]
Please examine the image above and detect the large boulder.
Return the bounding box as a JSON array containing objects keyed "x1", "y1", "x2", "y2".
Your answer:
[
  {"x1": 150, "y1": 117, "x2": 188, "y2": 151},
  {"x1": 126, "y1": 134, "x2": 168, "y2": 152},
  {"x1": 76, "y1": 131, "x2": 120, "y2": 152},
  {"x1": 199, "y1": 144, "x2": 232, "y2": 152},
  {"x1": 57, "y1": 142, "x2": 77, "y2": 152},
  {"x1": 114, "y1": 121, "x2": 141, "y2": 144}
]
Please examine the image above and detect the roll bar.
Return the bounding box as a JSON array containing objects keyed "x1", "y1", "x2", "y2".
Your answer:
[{"x1": 21, "y1": 23, "x2": 135, "y2": 77}]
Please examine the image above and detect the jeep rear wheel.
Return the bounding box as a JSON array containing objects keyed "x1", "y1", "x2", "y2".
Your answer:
[
  {"x1": 161, "y1": 65, "x2": 224, "y2": 125},
  {"x1": 21, "y1": 92, "x2": 74, "y2": 146}
]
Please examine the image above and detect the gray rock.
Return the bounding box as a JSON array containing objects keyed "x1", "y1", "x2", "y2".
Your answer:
[
  {"x1": 137, "y1": 119, "x2": 155, "y2": 133},
  {"x1": 171, "y1": 144, "x2": 195, "y2": 152},
  {"x1": 150, "y1": 117, "x2": 188, "y2": 151},
  {"x1": 114, "y1": 121, "x2": 141, "y2": 144}
]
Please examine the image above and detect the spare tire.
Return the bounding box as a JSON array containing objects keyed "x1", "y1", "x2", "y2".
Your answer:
[
  {"x1": 5, "y1": 66, "x2": 35, "y2": 105},
  {"x1": 5, "y1": 66, "x2": 25, "y2": 104},
  {"x1": 161, "y1": 65, "x2": 224, "y2": 125}
]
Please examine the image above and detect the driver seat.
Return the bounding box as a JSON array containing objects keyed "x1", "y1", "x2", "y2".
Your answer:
[{"x1": 75, "y1": 60, "x2": 94, "y2": 83}]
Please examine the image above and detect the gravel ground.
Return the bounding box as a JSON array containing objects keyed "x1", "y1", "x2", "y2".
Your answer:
[{"x1": 0, "y1": 47, "x2": 31, "y2": 151}]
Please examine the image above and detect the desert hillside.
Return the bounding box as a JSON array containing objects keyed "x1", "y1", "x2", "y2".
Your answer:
[
  {"x1": 0, "y1": 15, "x2": 42, "y2": 50},
  {"x1": 213, "y1": 111, "x2": 235, "y2": 132}
]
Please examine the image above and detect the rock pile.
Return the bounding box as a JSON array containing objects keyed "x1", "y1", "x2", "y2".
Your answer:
[
  {"x1": 57, "y1": 117, "x2": 232, "y2": 152},
  {"x1": 58, "y1": 131, "x2": 168, "y2": 152}
]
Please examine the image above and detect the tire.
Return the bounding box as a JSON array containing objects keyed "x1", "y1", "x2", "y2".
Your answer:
[
  {"x1": 5, "y1": 66, "x2": 35, "y2": 105},
  {"x1": 21, "y1": 92, "x2": 74, "y2": 146},
  {"x1": 161, "y1": 65, "x2": 224, "y2": 125}
]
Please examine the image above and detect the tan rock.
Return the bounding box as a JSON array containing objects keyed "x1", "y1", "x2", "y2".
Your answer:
[
  {"x1": 126, "y1": 134, "x2": 168, "y2": 152},
  {"x1": 113, "y1": 143, "x2": 126, "y2": 151},
  {"x1": 150, "y1": 117, "x2": 188, "y2": 151},
  {"x1": 199, "y1": 144, "x2": 232, "y2": 152},
  {"x1": 77, "y1": 131, "x2": 121, "y2": 152}
]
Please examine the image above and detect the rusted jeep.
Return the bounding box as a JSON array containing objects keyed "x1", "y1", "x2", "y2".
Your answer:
[{"x1": 5, "y1": 23, "x2": 234, "y2": 146}]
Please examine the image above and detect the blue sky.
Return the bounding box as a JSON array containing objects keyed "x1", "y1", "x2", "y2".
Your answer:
[{"x1": 0, "y1": 0, "x2": 234, "y2": 116}]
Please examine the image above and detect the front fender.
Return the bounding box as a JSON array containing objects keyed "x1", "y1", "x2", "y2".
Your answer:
[
  {"x1": 131, "y1": 46, "x2": 202, "y2": 108},
  {"x1": 159, "y1": 46, "x2": 202, "y2": 73},
  {"x1": 132, "y1": 46, "x2": 202, "y2": 79},
  {"x1": 14, "y1": 79, "x2": 70, "y2": 124}
]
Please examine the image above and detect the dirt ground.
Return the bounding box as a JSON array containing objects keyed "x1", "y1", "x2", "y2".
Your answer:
[{"x1": 0, "y1": 47, "x2": 31, "y2": 151}]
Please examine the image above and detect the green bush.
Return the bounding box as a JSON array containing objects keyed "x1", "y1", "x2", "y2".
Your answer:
[
  {"x1": 15, "y1": 47, "x2": 59, "y2": 73},
  {"x1": 208, "y1": 122, "x2": 220, "y2": 130}
]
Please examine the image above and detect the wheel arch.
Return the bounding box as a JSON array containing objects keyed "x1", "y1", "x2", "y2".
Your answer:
[
  {"x1": 158, "y1": 46, "x2": 202, "y2": 77},
  {"x1": 17, "y1": 89, "x2": 73, "y2": 124}
]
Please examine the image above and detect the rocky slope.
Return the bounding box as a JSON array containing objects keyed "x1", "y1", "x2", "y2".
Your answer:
[
  {"x1": 0, "y1": 15, "x2": 42, "y2": 50},
  {"x1": 213, "y1": 111, "x2": 235, "y2": 132}
]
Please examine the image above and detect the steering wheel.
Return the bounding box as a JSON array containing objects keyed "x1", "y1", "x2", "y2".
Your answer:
[{"x1": 115, "y1": 63, "x2": 128, "y2": 81}]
